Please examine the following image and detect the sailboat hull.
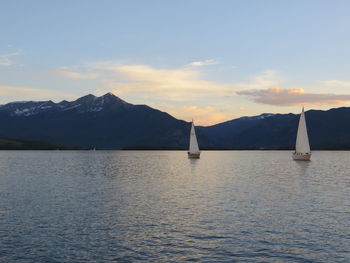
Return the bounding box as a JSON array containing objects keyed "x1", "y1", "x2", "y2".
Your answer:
[
  {"x1": 292, "y1": 152, "x2": 311, "y2": 161},
  {"x1": 188, "y1": 152, "x2": 200, "y2": 159}
]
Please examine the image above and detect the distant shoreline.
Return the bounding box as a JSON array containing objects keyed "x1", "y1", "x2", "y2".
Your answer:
[
  {"x1": 2, "y1": 139, "x2": 350, "y2": 151},
  {"x1": 0, "y1": 138, "x2": 85, "y2": 150},
  {"x1": 2, "y1": 149, "x2": 350, "y2": 151}
]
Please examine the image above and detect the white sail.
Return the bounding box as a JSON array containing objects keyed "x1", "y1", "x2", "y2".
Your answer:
[
  {"x1": 189, "y1": 121, "x2": 200, "y2": 154},
  {"x1": 295, "y1": 108, "x2": 310, "y2": 154}
]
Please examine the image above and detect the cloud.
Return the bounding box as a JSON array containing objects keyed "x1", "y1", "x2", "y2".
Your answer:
[
  {"x1": 54, "y1": 66, "x2": 102, "y2": 79},
  {"x1": 186, "y1": 59, "x2": 218, "y2": 67},
  {"x1": 153, "y1": 103, "x2": 236, "y2": 126},
  {"x1": 0, "y1": 51, "x2": 21, "y2": 67},
  {"x1": 237, "y1": 70, "x2": 281, "y2": 89},
  {"x1": 237, "y1": 87, "x2": 350, "y2": 106},
  {"x1": 97, "y1": 64, "x2": 232, "y2": 101},
  {"x1": 0, "y1": 59, "x2": 12, "y2": 66},
  {"x1": 54, "y1": 63, "x2": 281, "y2": 103},
  {"x1": 323, "y1": 80, "x2": 350, "y2": 88},
  {"x1": 0, "y1": 85, "x2": 73, "y2": 103}
]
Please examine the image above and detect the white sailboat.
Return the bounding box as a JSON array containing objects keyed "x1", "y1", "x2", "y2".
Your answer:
[
  {"x1": 293, "y1": 107, "x2": 311, "y2": 161},
  {"x1": 188, "y1": 120, "x2": 200, "y2": 158}
]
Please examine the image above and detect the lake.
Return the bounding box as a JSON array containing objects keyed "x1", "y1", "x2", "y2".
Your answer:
[{"x1": 0, "y1": 151, "x2": 349, "y2": 262}]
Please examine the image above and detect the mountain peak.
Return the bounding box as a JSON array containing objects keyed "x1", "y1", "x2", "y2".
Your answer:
[
  {"x1": 102, "y1": 92, "x2": 115, "y2": 97},
  {"x1": 98, "y1": 92, "x2": 131, "y2": 106},
  {"x1": 0, "y1": 92, "x2": 134, "y2": 117}
]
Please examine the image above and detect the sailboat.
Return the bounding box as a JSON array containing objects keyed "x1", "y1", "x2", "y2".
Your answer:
[
  {"x1": 188, "y1": 120, "x2": 200, "y2": 158},
  {"x1": 293, "y1": 107, "x2": 311, "y2": 161}
]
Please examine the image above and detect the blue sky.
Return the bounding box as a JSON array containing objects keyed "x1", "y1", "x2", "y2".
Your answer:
[{"x1": 1, "y1": 0, "x2": 350, "y2": 124}]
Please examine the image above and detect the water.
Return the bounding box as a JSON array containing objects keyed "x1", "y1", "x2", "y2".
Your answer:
[{"x1": 0, "y1": 151, "x2": 349, "y2": 262}]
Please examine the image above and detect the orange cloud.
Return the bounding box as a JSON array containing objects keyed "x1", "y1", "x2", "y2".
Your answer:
[
  {"x1": 152, "y1": 103, "x2": 237, "y2": 126},
  {"x1": 237, "y1": 87, "x2": 350, "y2": 106},
  {"x1": 287, "y1": 88, "x2": 305, "y2": 94}
]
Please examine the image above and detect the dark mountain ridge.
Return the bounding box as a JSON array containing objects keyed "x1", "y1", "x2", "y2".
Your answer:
[
  {"x1": 1, "y1": 93, "x2": 350, "y2": 150},
  {"x1": 0, "y1": 93, "x2": 192, "y2": 149},
  {"x1": 199, "y1": 107, "x2": 350, "y2": 150}
]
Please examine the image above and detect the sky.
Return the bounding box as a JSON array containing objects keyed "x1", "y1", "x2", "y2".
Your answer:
[{"x1": 1, "y1": 0, "x2": 350, "y2": 125}]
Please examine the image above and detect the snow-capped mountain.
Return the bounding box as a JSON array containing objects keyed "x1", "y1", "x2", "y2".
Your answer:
[
  {"x1": 0, "y1": 93, "x2": 191, "y2": 149},
  {"x1": 0, "y1": 93, "x2": 132, "y2": 117},
  {"x1": 239, "y1": 113, "x2": 275, "y2": 121}
]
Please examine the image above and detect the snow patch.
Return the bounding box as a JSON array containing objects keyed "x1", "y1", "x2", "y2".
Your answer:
[
  {"x1": 241, "y1": 113, "x2": 275, "y2": 121},
  {"x1": 87, "y1": 107, "x2": 103, "y2": 112},
  {"x1": 40, "y1": 106, "x2": 52, "y2": 110},
  {"x1": 13, "y1": 108, "x2": 34, "y2": 116},
  {"x1": 61, "y1": 104, "x2": 81, "y2": 111}
]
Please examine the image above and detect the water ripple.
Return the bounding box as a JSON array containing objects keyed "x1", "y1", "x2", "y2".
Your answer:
[{"x1": 0, "y1": 150, "x2": 349, "y2": 262}]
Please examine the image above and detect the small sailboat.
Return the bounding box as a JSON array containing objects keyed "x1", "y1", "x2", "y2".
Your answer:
[
  {"x1": 293, "y1": 107, "x2": 311, "y2": 161},
  {"x1": 188, "y1": 120, "x2": 200, "y2": 158}
]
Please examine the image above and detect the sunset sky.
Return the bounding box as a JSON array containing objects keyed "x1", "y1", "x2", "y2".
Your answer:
[{"x1": 1, "y1": 0, "x2": 350, "y2": 125}]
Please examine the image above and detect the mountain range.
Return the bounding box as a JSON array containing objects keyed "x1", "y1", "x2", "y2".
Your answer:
[{"x1": 1, "y1": 93, "x2": 350, "y2": 150}]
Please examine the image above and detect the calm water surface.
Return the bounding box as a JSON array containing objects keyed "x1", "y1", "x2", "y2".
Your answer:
[{"x1": 0, "y1": 151, "x2": 349, "y2": 262}]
